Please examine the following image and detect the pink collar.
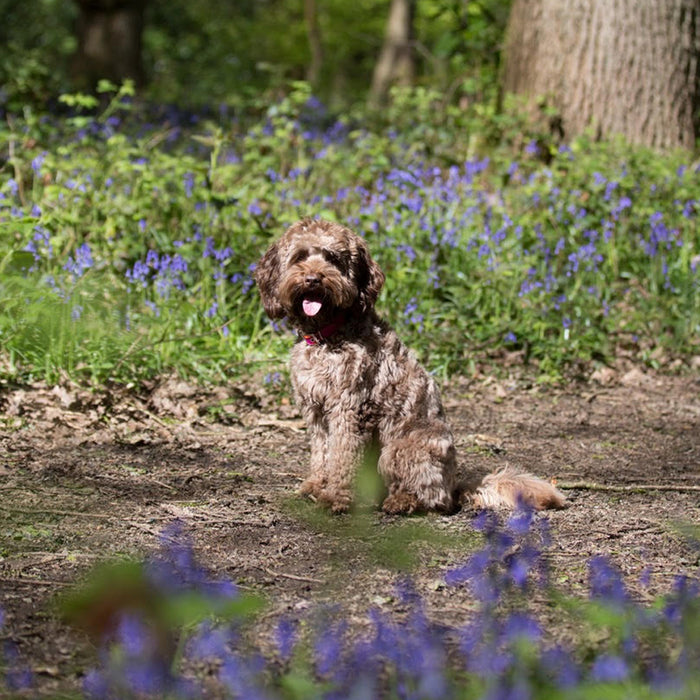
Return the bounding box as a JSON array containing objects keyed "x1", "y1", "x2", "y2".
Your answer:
[{"x1": 302, "y1": 313, "x2": 347, "y2": 346}]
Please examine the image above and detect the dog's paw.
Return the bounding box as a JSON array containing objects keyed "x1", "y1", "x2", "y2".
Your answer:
[
  {"x1": 317, "y1": 489, "x2": 352, "y2": 514},
  {"x1": 382, "y1": 491, "x2": 420, "y2": 515},
  {"x1": 299, "y1": 478, "x2": 325, "y2": 501}
]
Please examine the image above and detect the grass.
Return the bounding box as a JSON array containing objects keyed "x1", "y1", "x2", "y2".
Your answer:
[{"x1": 1, "y1": 83, "x2": 699, "y2": 387}]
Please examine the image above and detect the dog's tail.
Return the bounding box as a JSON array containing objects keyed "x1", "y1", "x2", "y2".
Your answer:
[{"x1": 468, "y1": 466, "x2": 567, "y2": 511}]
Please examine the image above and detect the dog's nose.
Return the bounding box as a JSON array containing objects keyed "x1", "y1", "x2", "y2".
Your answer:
[{"x1": 305, "y1": 275, "x2": 321, "y2": 288}]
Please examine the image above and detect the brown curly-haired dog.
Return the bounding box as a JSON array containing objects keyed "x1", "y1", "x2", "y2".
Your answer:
[{"x1": 255, "y1": 218, "x2": 566, "y2": 514}]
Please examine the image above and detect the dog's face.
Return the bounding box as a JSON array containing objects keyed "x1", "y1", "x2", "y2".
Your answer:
[{"x1": 255, "y1": 219, "x2": 385, "y2": 330}]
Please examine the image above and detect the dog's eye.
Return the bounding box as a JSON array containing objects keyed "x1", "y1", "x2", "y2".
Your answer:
[
  {"x1": 290, "y1": 250, "x2": 309, "y2": 265},
  {"x1": 322, "y1": 249, "x2": 348, "y2": 273}
]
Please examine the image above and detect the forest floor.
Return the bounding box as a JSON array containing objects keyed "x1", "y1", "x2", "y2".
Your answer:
[{"x1": 1, "y1": 364, "x2": 699, "y2": 696}]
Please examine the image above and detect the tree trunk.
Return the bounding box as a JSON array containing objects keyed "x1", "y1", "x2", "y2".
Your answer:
[
  {"x1": 72, "y1": 0, "x2": 146, "y2": 91},
  {"x1": 369, "y1": 0, "x2": 416, "y2": 108},
  {"x1": 304, "y1": 0, "x2": 323, "y2": 89},
  {"x1": 503, "y1": 0, "x2": 700, "y2": 150}
]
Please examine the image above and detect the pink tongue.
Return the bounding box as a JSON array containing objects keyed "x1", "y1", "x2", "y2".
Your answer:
[{"x1": 302, "y1": 298, "x2": 323, "y2": 317}]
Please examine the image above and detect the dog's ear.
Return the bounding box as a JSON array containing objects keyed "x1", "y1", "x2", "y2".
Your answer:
[
  {"x1": 255, "y1": 241, "x2": 285, "y2": 319},
  {"x1": 356, "y1": 240, "x2": 385, "y2": 312}
]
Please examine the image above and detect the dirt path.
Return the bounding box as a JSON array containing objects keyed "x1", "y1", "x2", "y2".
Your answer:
[{"x1": 1, "y1": 370, "x2": 699, "y2": 694}]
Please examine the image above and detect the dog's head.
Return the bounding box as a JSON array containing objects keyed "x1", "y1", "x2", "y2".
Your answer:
[{"x1": 255, "y1": 219, "x2": 385, "y2": 330}]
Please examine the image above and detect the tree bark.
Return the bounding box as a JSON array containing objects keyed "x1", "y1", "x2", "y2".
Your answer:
[
  {"x1": 503, "y1": 0, "x2": 700, "y2": 150},
  {"x1": 304, "y1": 0, "x2": 323, "y2": 89},
  {"x1": 72, "y1": 0, "x2": 147, "y2": 91},
  {"x1": 369, "y1": 0, "x2": 416, "y2": 108}
]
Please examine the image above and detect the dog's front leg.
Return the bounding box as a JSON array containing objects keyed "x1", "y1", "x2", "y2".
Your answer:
[
  {"x1": 299, "y1": 414, "x2": 330, "y2": 502},
  {"x1": 316, "y1": 419, "x2": 367, "y2": 513}
]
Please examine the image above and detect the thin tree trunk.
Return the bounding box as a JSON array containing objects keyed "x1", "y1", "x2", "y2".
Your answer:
[
  {"x1": 503, "y1": 0, "x2": 700, "y2": 150},
  {"x1": 304, "y1": 0, "x2": 323, "y2": 89},
  {"x1": 369, "y1": 0, "x2": 416, "y2": 108}
]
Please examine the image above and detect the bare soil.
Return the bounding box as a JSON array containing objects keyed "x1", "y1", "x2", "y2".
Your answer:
[{"x1": 1, "y1": 367, "x2": 699, "y2": 696}]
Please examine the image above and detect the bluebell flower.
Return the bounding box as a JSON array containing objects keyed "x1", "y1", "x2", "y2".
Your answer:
[
  {"x1": 502, "y1": 612, "x2": 541, "y2": 644},
  {"x1": 64, "y1": 243, "x2": 94, "y2": 279},
  {"x1": 31, "y1": 152, "x2": 46, "y2": 175},
  {"x1": 525, "y1": 140, "x2": 539, "y2": 156},
  {"x1": 315, "y1": 620, "x2": 347, "y2": 677},
  {"x1": 541, "y1": 645, "x2": 580, "y2": 688},
  {"x1": 588, "y1": 555, "x2": 629, "y2": 607},
  {"x1": 591, "y1": 654, "x2": 629, "y2": 682},
  {"x1": 116, "y1": 614, "x2": 148, "y2": 656},
  {"x1": 663, "y1": 575, "x2": 699, "y2": 627},
  {"x1": 188, "y1": 621, "x2": 233, "y2": 660},
  {"x1": 83, "y1": 668, "x2": 108, "y2": 699},
  {"x1": 274, "y1": 617, "x2": 298, "y2": 663},
  {"x1": 183, "y1": 172, "x2": 195, "y2": 197}
]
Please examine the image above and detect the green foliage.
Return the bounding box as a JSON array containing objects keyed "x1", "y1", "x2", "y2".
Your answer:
[
  {"x1": 0, "y1": 0, "x2": 77, "y2": 111},
  {"x1": 0, "y1": 81, "x2": 699, "y2": 386},
  {"x1": 0, "y1": 0, "x2": 512, "y2": 110}
]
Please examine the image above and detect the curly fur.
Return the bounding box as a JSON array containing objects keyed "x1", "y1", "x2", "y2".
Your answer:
[{"x1": 255, "y1": 218, "x2": 567, "y2": 514}]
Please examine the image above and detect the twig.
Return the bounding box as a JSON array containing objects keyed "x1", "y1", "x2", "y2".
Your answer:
[
  {"x1": 0, "y1": 504, "x2": 113, "y2": 519},
  {"x1": 261, "y1": 567, "x2": 323, "y2": 585},
  {"x1": 559, "y1": 481, "x2": 700, "y2": 493},
  {"x1": 0, "y1": 577, "x2": 71, "y2": 587}
]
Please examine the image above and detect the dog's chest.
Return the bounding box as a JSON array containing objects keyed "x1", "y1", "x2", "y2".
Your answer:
[{"x1": 290, "y1": 341, "x2": 372, "y2": 408}]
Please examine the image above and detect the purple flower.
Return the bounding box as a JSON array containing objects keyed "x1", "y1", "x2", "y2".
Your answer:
[
  {"x1": 116, "y1": 614, "x2": 148, "y2": 656},
  {"x1": 541, "y1": 646, "x2": 580, "y2": 688},
  {"x1": 83, "y1": 669, "x2": 108, "y2": 699},
  {"x1": 588, "y1": 556, "x2": 629, "y2": 607},
  {"x1": 63, "y1": 243, "x2": 94, "y2": 279},
  {"x1": 502, "y1": 613, "x2": 541, "y2": 644},
  {"x1": 591, "y1": 654, "x2": 629, "y2": 682},
  {"x1": 274, "y1": 617, "x2": 298, "y2": 663},
  {"x1": 183, "y1": 172, "x2": 195, "y2": 197},
  {"x1": 315, "y1": 620, "x2": 347, "y2": 677},
  {"x1": 188, "y1": 621, "x2": 233, "y2": 660},
  {"x1": 31, "y1": 153, "x2": 46, "y2": 175}
]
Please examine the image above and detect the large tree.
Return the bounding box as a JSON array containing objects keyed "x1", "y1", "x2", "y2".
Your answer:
[
  {"x1": 503, "y1": 0, "x2": 700, "y2": 150},
  {"x1": 71, "y1": 0, "x2": 146, "y2": 91}
]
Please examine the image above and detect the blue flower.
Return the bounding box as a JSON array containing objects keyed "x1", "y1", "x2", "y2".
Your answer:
[
  {"x1": 31, "y1": 152, "x2": 46, "y2": 175},
  {"x1": 188, "y1": 621, "x2": 233, "y2": 660},
  {"x1": 183, "y1": 172, "x2": 195, "y2": 198},
  {"x1": 315, "y1": 620, "x2": 347, "y2": 677},
  {"x1": 63, "y1": 243, "x2": 94, "y2": 280},
  {"x1": 588, "y1": 556, "x2": 629, "y2": 607},
  {"x1": 502, "y1": 613, "x2": 541, "y2": 644},
  {"x1": 591, "y1": 654, "x2": 629, "y2": 682},
  {"x1": 274, "y1": 617, "x2": 298, "y2": 663}
]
